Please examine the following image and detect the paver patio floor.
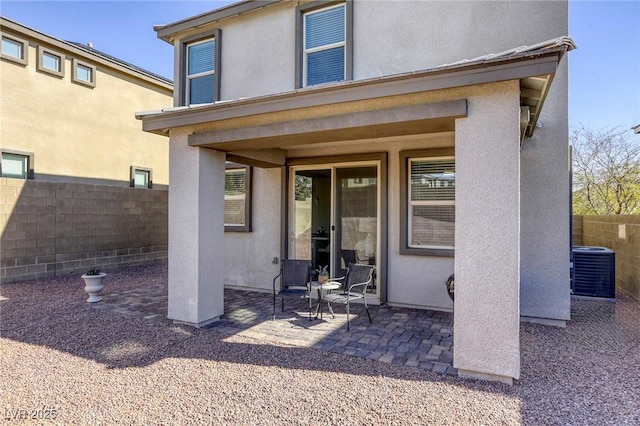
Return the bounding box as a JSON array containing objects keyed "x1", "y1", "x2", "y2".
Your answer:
[{"x1": 93, "y1": 282, "x2": 457, "y2": 376}]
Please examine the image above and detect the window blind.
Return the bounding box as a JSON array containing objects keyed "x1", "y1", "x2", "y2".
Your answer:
[
  {"x1": 410, "y1": 160, "x2": 455, "y2": 201},
  {"x1": 305, "y1": 6, "x2": 345, "y2": 49},
  {"x1": 409, "y1": 159, "x2": 455, "y2": 248},
  {"x1": 188, "y1": 40, "x2": 215, "y2": 75},
  {"x1": 187, "y1": 39, "x2": 215, "y2": 104},
  {"x1": 225, "y1": 169, "x2": 246, "y2": 226},
  {"x1": 304, "y1": 4, "x2": 345, "y2": 86}
]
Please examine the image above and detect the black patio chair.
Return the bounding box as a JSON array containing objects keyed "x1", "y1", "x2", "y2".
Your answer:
[
  {"x1": 272, "y1": 259, "x2": 312, "y2": 321},
  {"x1": 323, "y1": 264, "x2": 374, "y2": 331}
]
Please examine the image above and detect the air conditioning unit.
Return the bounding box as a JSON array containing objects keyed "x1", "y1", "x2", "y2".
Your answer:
[{"x1": 571, "y1": 246, "x2": 615, "y2": 298}]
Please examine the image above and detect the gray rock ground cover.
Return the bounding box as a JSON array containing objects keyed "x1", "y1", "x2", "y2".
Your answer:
[{"x1": 1, "y1": 263, "x2": 638, "y2": 425}]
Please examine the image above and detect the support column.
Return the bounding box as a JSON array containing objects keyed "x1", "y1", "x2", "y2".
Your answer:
[
  {"x1": 167, "y1": 133, "x2": 225, "y2": 327},
  {"x1": 453, "y1": 82, "x2": 521, "y2": 384}
]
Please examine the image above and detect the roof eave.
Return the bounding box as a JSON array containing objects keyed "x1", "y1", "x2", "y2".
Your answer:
[
  {"x1": 0, "y1": 17, "x2": 173, "y2": 90},
  {"x1": 155, "y1": 0, "x2": 282, "y2": 44},
  {"x1": 138, "y1": 47, "x2": 568, "y2": 135}
]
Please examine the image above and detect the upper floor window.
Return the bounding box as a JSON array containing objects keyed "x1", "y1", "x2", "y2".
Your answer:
[
  {"x1": 296, "y1": 1, "x2": 352, "y2": 88},
  {"x1": 303, "y1": 3, "x2": 346, "y2": 87},
  {"x1": 1, "y1": 34, "x2": 28, "y2": 66},
  {"x1": 1, "y1": 149, "x2": 33, "y2": 179},
  {"x1": 184, "y1": 33, "x2": 220, "y2": 105},
  {"x1": 72, "y1": 59, "x2": 96, "y2": 87},
  {"x1": 37, "y1": 46, "x2": 65, "y2": 77}
]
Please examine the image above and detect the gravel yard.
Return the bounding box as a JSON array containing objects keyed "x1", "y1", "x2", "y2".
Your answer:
[{"x1": 1, "y1": 263, "x2": 638, "y2": 425}]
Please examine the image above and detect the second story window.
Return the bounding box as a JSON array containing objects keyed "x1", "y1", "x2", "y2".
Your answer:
[
  {"x1": 37, "y1": 46, "x2": 65, "y2": 77},
  {"x1": 72, "y1": 59, "x2": 96, "y2": 87},
  {"x1": 1, "y1": 34, "x2": 28, "y2": 66},
  {"x1": 186, "y1": 38, "x2": 216, "y2": 105},
  {"x1": 304, "y1": 3, "x2": 346, "y2": 86},
  {"x1": 297, "y1": 1, "x2": 352, "y2": 89}
]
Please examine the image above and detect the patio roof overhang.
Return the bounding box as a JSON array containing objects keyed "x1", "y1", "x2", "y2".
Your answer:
[{"x1": 137, "y1": 37, "x2": 575, "y2": 166}]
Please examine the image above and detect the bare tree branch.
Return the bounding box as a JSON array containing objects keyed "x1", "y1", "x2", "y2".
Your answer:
[{"x1": 571, "y1": 125, "x2": 640, "y2": 215}]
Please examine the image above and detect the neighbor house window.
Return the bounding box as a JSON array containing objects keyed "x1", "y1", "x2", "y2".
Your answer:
[
  {"x1": 37, "y1": 46, "x2": 65, "y2": 77},
  {"x1": 225, "y1": 164, "x2": 252, "y2": 232},
  {"x1": 1, "y1": 150, "x2": 34, "y2": 179},
  {"x1": 297, "y1": 1, "x2": 352, "y2": 88},
  {"x1": 1, "y1": 34, "x2": 28, "y2": 65},
  {"x1": 130, "y1": 166, "x2": 152, "y2": 189},
  {"x1": 72, "y1": 58, "x2": 96, "y2": 87},
  {"x1": 183, "y1": 30, "x2": 221, "y2": 105},
  {"x1": 400, "y1": 150, "x2": 455, "y2": 256}
]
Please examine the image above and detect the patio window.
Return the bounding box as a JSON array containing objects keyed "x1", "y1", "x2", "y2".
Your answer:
[
  {"x1": 400, "y1": 150, "x2": 455, "y2": 257},
  {"x1": 182, "y1": 31, "x2": 221, "y2": 106},
  {"x1": 1, "y1": 34, "x2": 28, "y2": 66},
  {"x1": 225, "y1": 164, "x2": 252, "y2": 232},
  {"x1": 296, "y1": 1, "x2": 352, "y2": 88}
]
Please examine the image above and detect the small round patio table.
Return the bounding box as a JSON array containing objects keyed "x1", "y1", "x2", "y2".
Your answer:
[{"x1": 309, "y1": 281, "x2": 340, "y2": 320}]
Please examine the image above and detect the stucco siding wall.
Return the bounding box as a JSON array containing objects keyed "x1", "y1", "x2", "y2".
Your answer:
[
  {"x1": 354, "y1": 1, "x2": 567, "y2": 80},
  {"x1": 0, "y1": 178, "x2": 168, "y2": 283},
  {"x1": 519, "y1": 23, "x2": 570, "y2": 320},
  {"x1": 0, "y1": 35, "x2": 171, "y2": 186},
  {"x1": 224, "y1": 167, "x2": 282, "y2": 291},
  {"x1": 179, "y1": 1, "x2": 568, "y2": 104},
  {"x1": 454, "y1": 79, "x2": 521, "y2": 380},
  {"x1": 220, "y1": 1, "x2": 295, "y2": 100}
]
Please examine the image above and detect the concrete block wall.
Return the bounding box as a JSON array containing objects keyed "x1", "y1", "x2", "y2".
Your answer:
[
  {"x1": 1, "y1": 178, "x2": 168, "y2": 283},
  {"x1": 573, "y1": 215, "x2": 640, "y2": 301}
]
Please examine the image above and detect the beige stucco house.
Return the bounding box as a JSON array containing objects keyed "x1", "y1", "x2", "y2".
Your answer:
[
  {"x1": 138, "y1": 0, "x2": 575, "y2": 384},
  {"x1": 1, "y1": 16, "x2": 172, "y2": 186},
  {"x1": 1, "y1": 17, "x2": 173, "y2": 282}
]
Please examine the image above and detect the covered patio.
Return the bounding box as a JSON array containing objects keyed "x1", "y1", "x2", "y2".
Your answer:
[{"x1": 94, "y1": 272, "x2": 456, "y2": 376}]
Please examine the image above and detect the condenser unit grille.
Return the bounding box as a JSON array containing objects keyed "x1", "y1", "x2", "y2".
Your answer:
[{"x1": 572, "y1": 246, "x2": 615, "y2": 298}]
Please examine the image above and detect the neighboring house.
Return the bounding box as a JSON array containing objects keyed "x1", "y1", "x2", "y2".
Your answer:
[
  {"x1": 633, "y1": 124, "x2": 640, "y2": 134},
  {"x1": 1, "y1": 17, "x2": 173, "y2": 282},
  {"x1": 138, "y1": 0, "x2": 575, "y2": 384}
]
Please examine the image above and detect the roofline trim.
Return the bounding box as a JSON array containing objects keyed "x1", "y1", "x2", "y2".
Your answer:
[
  {"x1": 138, "y1": 48, "x2": 565, "y2": 133},
  {"x1": 155, "y1": 0, "x2": 282, "y2": 43},
  {"x1": 0, "y1": 16, "x2": 173, "y2": 90}
]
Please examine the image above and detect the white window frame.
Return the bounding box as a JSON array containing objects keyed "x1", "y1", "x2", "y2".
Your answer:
[
  {"x1": 1, "y1": 149, "x2": 34, "y2": 179},
  {"x1": 224, "y1": 164, "x2": 252, "y2": 232},
  {"x1": 37, "y1": 46, "x2": 65, "y2": 77},
  {"x1": 185, "y1": 37, "x2": 215, "y2": 105},
  {"x1": 72, "y1": 58, "x2": 96, "y2": 88},
  {"x1": 1, "y1": 34, "x2": 28, "y2": 66},
  {"x1": 302, "y1": 3, "x2": 346, "y2": 87},
  {"x1": 130, "y1": 166, "x2": 152, "y2": 189},
  {"x1": 407, "y1": 156, "x2": 455, "y2": 250}
]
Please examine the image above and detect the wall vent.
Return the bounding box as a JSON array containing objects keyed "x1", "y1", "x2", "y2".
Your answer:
[{"x1": 572, "y1": 246, "x2": 615, "y2": 298}]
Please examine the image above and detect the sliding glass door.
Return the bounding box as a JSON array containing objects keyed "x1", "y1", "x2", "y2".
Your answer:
[{"x1": 290, "y1": 162, "x2": 380, "y2": 297}]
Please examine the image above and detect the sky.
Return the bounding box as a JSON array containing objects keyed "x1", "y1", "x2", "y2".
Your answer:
[{"x1": 1, "y1": 0, "x2": 639, "y2": 131}]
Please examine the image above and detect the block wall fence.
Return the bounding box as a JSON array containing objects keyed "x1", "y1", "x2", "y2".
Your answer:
[
  {"x1": 573, "y1": 215, "x2": 640, "y2": 301},
  {"x1": 1, "y1": 178, "x2": 167, "y2": 283}
]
